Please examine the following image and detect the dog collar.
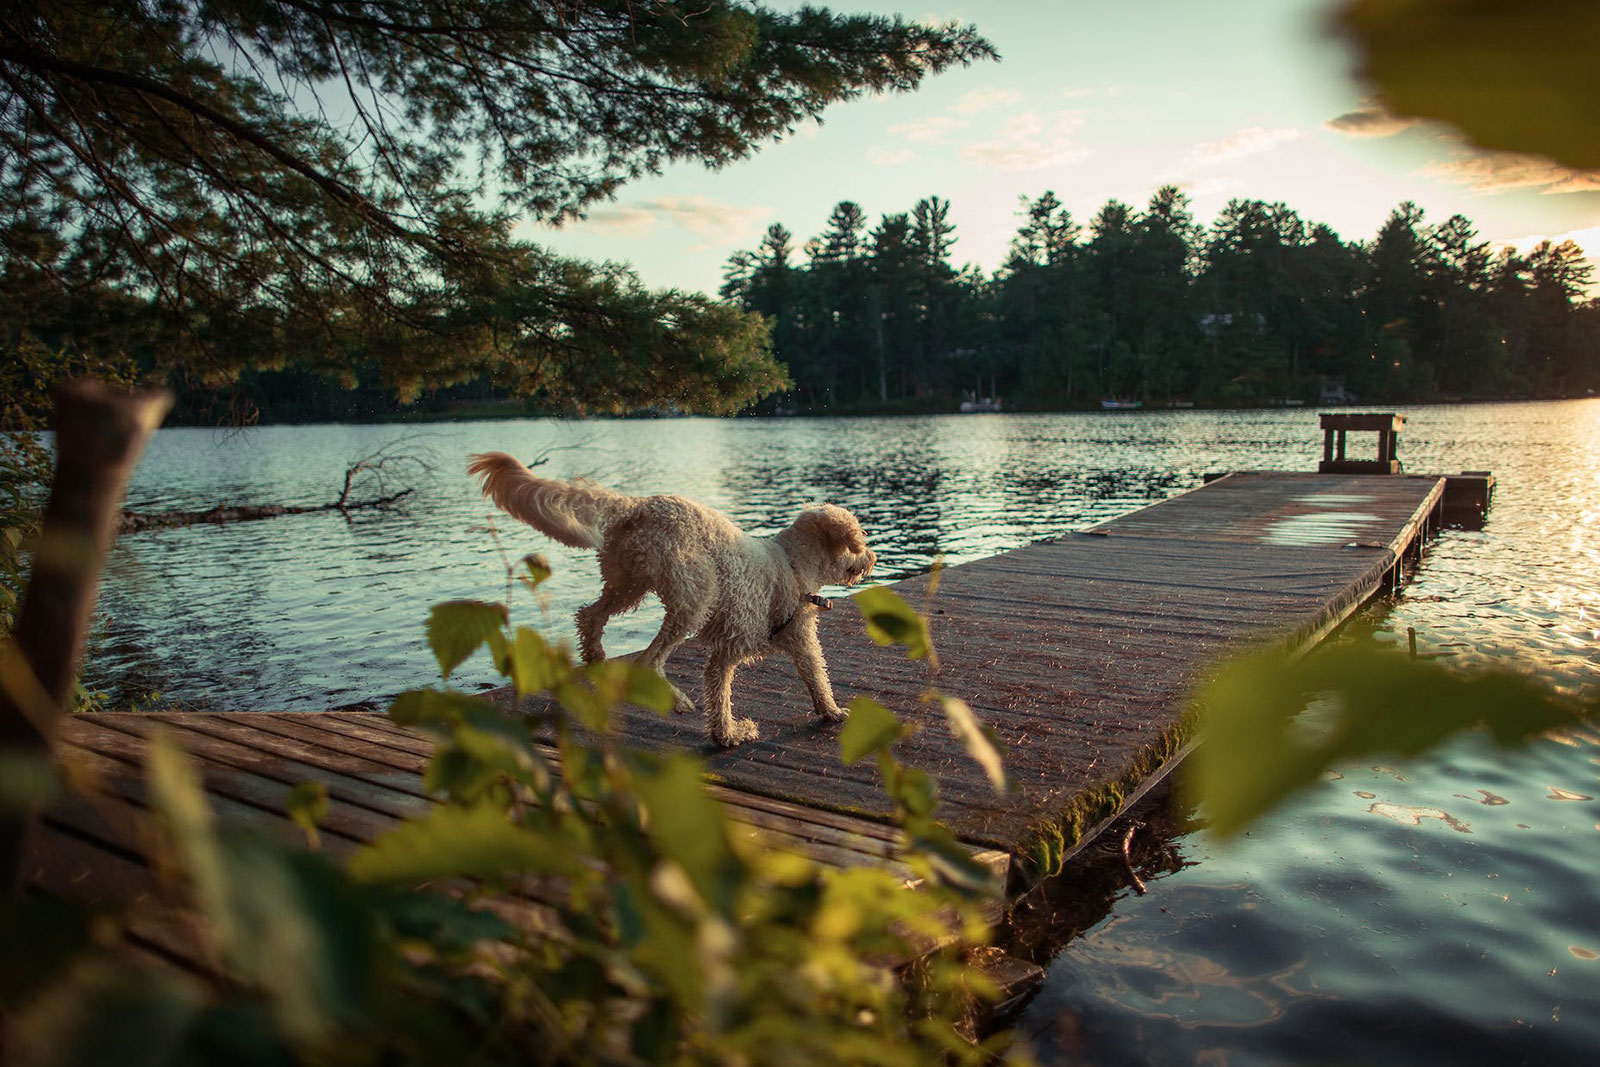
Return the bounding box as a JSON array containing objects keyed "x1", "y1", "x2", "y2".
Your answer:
[{"x1": 770, "y1": 593, "x2": 833, "y2": 639}]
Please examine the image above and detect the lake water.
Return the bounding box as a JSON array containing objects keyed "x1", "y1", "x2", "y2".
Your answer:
[{"x1": 91, "y1": 403, "x2": 1600, "y2": 1064}]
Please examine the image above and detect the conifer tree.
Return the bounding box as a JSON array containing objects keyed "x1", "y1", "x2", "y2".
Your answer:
[{"x1": 0, "y1": 0, "x2": 994, "y2": 410}]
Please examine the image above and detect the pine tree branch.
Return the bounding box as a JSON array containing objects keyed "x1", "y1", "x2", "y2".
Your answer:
[{"x1": 0, "y1": 34, "x2": 424, "y2": 248}]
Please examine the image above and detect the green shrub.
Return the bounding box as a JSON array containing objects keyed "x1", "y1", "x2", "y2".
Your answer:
[{"x1": 3, "y1": 563, "x2": 1025, "y2": 1066}]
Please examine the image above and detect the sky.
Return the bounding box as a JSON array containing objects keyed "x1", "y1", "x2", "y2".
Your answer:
[{"x1": 528, "y1": 0, "x2": 1600, "y2": 297}]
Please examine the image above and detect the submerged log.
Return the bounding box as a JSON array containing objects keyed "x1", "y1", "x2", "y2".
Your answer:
[{"x1": 118, "y1": 489, "x2": 413, "y2": 533}]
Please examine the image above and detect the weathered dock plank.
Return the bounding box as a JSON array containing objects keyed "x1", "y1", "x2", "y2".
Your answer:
[{"x1": 27, "y1": 470, "x2": 1447, "y2": 914}]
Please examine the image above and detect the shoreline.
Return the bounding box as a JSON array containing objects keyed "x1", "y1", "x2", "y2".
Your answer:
[{"x1": 157, "y1": 391, "x2": 1598, "y2": 430}]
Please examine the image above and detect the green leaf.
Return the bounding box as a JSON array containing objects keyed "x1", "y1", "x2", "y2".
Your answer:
[
  {"x1": 1338, "y1": 0, "x2": 1600, "y2": 171},
  {"x1": 145, "y1": 728, "x2": 224, "y2": 901},
  {"x1": 893, "y1": 767, "x2": 939, "y2": 819},
  {"x1": 146, "y1": 734, "x2": 376, "y2": 1043},
  {"x1": 610, "y1": 879, "x2": 703, "y2": 1007},
  {"x1": 0, "y1": 750, "x2": 62, "y2": 812},
  {"x1": 389, "y1": 687, "x2": 498, "y2": 731},
  {"x1": 285, "y1": 782, "x2": 329, "y2": 849},
  {"x1": 508, "y1": 626, "x2": 565, "y2": 697},
  {"x1": 447, "y1": 720, "x2": 554, "y2": 797},
  {"x1": 556, "y1": 676, "x2": 611, "y2": 734},
  {"x1": 486, "y1": 628, "x2": 512, "y2": 676},
  {"x1": 518, "y1": 552, "x2": 553, "y2": 590},
  {"x1": 854, "y1": 585, "x2": 932, "y2": 661},
  {"x1": 936, "y1": 694, "x2": 1006, "y2": 792},
  {"x1": 426, "y1": 600, "x2": 508, "y2": 679},
  {"x1": 421, "y1": 744, "x2": 488, "y2": 799},
  {"x1": 630, "y1": 999, "x2": 684, "y2": 1064},
  {"x1": 1188, "y1": 643, "x2": 1584, "y2": 838},
  {"x1": 207, "y1": 834, "x2": 378, "y2": 1043},
  {"x1": 0, "y1": 896, "x2": 91, "y2": 1005},
  {"x1": 347, "y1": 803, "x2": 582, "y2": 886},
  {"x1": 904, "y1": 819, "x2": 1001, "y2": 897},
  {"x1": 559, "y1": 659, "x2": 663, "y2": 732},
  {"x1": 840, "y1": 697, "x2": 903, "y2": 765},
  {"x1": 625, "y1": 666, "x2": 676, "y2": 714},
  {"x1": 10, "y1": 960, "x2": 208, "y2": 1067},
  {"x1": 377, "y1": 891, "x2": 517, "y2": 958},
  {"x1": 634, "y1": 755, "x2": 738, "y2": 914}
]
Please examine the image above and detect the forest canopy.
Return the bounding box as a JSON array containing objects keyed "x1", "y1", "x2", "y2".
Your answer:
[
  {"x1": 0, "y1": 0, "x2": 994, "y2": 413},
  {"x1": 719, "y1": 187, "x2": 1599, "y2": 410}
]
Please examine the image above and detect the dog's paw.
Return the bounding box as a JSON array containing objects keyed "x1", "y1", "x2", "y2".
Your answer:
[
  {"x1": 815, "y1": 702, "x2": 847, "y2": 723},
  {"x1": 713, "y1": 717, "x2": 761, "y2": 747},
  {"x1": 670, "y1": 685, "x2": 695, "y2": 715}
]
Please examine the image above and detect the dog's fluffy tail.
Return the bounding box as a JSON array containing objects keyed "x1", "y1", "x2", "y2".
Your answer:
[{"x1": 467, "y1": 452, "x2": 633, "y2": 550}]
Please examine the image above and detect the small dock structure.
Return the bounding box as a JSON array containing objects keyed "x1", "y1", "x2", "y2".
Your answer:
[
  {"x1": 1319, "y1": 411, "x2": 1405, "y2": 474},
  {"x1": 28, "y1": 466, "x2": 1461, "y2": 922}
]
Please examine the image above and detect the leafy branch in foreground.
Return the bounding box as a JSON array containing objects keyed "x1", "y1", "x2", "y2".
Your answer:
[
  {"x1": 4, "y1": 560, "x2": 1025, "y2": 1066},
  {"x1": 1186, "y1": 642, "x2": 1587, "y2": 838},
  {"x1": 1336, "y1": 0, "x2": 1600, "y2": 171}
]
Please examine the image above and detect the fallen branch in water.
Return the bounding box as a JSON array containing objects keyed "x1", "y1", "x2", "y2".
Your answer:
[
  {"x1": 119, "y1": 490, "x2": 414, "y2": 532},
  {"x1": 117, "y1": 435, "x2": 437, "y2": 534}
]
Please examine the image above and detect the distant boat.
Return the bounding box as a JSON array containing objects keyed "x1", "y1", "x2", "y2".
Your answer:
[
  {"x1": 1100, "y1": 398, "x2": 1143, "y2": 410},
  {"x1": 959, "y1": 397, "x2": 1003, "y2": 413}
]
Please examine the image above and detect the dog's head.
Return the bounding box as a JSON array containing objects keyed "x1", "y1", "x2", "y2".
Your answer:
[{"x1": 791, "y1": 504, "x2": 876, "y2": 587}]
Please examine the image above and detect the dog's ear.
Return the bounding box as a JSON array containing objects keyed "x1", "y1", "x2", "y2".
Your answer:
[{"x1": 794, "y1": 504, "x2": 867, "y2": 555}]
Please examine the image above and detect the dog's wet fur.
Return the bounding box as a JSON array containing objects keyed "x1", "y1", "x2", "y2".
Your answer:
[{"x1": 468, "y1": 452, "x2": 875, "y2": 746}]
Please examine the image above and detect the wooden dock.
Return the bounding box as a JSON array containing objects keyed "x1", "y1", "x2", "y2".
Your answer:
[{"x1": 26, "y1": 470, "x2": 1450, "y2": 916}]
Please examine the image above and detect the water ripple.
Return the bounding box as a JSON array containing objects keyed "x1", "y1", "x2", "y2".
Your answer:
[{"x1": 84, "y1": 401, "x2": 1600, "y2": 1062}]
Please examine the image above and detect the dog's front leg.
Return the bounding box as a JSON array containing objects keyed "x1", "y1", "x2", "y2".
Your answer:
[
  {"x1": 781, "y1": 621, "x2": 846, "y2": 722},
  {"x1": 703, "y1": 654, "x2": 760, "y2": 747}
]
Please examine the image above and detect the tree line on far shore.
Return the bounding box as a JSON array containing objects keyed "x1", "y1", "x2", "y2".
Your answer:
[{"x1": 719, "y1": 187, "x2": 1599, "y2": 411}]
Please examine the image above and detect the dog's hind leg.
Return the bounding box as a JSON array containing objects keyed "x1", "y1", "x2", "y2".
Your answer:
[
  {"x1": 704, "y1": 653, "x2": 759, "y2": 747},
  {"x1": 636, "y1": 601, "x2": 708, "y2": 716},
  {"x1": 575, "y1": 575, "x2": 647, "y2": 664}
]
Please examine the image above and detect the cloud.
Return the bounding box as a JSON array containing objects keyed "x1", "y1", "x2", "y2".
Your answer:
[
  {"x1": 1503, "y1": 224, "x2": 1600, "y2": 256},
  {"x1": 1170, "y1": 175, "x2": 1246, "y2": 200},
  {"x1": 574, "y1": 204, "x2": 657, "y2": 238},
  {"x1": 1060, "y1": 85, "x2": 1125, "y2": 100},
  {"x1": 959, "y1": 110, "x2": 1091, "y2": 171},
  {"x1": 1423, "y1": 151, "x2": 1600, "y2": 195},
  {"x1": 1180, "y1": 126, "x2": 1303, "y2": 168},
  {"x1": 887, "y1": 115, "x2": 970, "y2": 144},
  {"x1": 579, "y1": 195, "x2": 770, "y2": 246},
  {"x1": 1324, "y1": 101, "x2": 1421, "y2": 138},
  {"x1": 952, "y1": 87, "x2": 1023, "y2": 115},
  {"x1": 868, "y1": 146, "x2": 916, "y2": 166}
]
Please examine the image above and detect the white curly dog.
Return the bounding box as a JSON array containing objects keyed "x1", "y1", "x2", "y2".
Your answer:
[{"x1": 468, "y1": 452, "x2": 876, "y2": 746}]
